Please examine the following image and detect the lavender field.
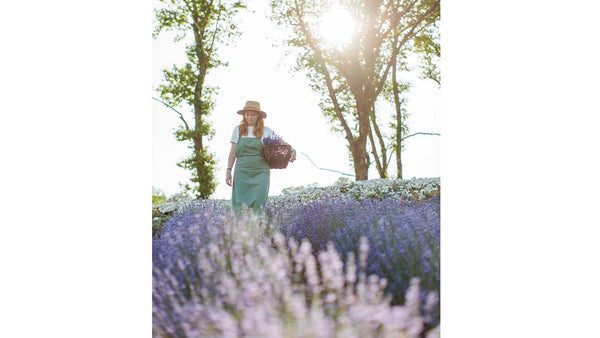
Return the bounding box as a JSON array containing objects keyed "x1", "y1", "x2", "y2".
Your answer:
[{"x1": 153, "y1": 178, "x2": 440, "y2": 337}]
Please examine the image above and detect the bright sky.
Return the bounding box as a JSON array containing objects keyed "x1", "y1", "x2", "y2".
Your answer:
[{"x1": 152, "y1": 0, "x2": 440, "y2": 199}]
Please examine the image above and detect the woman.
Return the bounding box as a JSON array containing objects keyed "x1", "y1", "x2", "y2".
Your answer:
[{"x1": 226, "y1": 100, "x2": 296, "y2": 214}]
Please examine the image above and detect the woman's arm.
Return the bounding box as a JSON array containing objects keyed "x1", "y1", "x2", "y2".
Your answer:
[{"x1": 225, "y1": 142, "x2": 237, "y2": 186}]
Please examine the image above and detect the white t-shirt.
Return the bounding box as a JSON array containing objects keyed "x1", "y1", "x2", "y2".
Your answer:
[{"x1": 230, "y1": 125, "x2": 277, "y2": 143}]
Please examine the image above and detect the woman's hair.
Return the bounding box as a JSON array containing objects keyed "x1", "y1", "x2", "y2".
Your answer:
[{"x1": 239, "y1": 115, "x2": 264, "y2": 138}]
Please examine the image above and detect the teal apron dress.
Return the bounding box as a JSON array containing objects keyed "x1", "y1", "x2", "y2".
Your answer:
[{"x1": 231, "y1": 136, "x2": 270, "y2": 214}]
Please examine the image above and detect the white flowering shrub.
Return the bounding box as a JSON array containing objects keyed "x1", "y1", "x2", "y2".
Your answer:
[{"x1": 269, "y1": 177, "x2": 440, "y2": 206}]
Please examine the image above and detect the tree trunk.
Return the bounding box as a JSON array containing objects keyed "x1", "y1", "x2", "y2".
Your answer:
[
  {"x1": 392, "y1": 57, "x2": 403, "y2": 180},
  {"x1": 353, "y1": 94, "x2": 372, "y2": 181},
  {"x1": 191, "y1": 7, "x2": 212, "y2": 199},
  {"x1": 396, "y1": 104, "x2": 402, "y2": 180},
  {"x1": 368, "y1": 127, "x2": 384, "y2": 178},
  {"x1": 352, "y1": 141, "x2": 369, "y2": 181},
  {"x1": 193, "y1": 76, "x2": 207, "y2": 197},
  {"x1": 369, "y1": 102, "x2": 388, "y2": 178}
]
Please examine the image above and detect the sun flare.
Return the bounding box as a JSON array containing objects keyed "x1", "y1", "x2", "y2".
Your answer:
[{"x1": 318, "y1": 8, "x2": 356, "y2": 48}]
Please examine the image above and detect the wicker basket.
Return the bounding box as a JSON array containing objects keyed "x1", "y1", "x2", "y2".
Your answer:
[{"x1": 263, "y1": 144, "x2": 292, "y2": 169}]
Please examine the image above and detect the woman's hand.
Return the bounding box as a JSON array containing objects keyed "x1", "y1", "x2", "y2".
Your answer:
[
  {"x1": 226, "y1": 143, "x2": 236, "y2": 186},
  {"x1": 226, "y1": 170, "x2": 233, "y2": 186}
]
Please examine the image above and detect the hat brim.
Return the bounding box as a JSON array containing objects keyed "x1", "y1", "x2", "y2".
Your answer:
[{"x1": 237, "y1": 109, "x2": 267, "y2": 119}]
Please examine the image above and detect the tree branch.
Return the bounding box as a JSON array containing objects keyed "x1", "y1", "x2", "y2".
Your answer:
[
  {"x1": 152, "y1": 96, "x2": 191, "y2": 131},
  {"x1": 369, "y1": 102, "x2": 388, "y2": 177},
  {"x1": 207, "y1": 0, "x2": 222, "y2": 61},
  {"x1": 374, "y1": 0, "x2": 440, "y2": 98},
  {"x1": 368, "y1": 124, "x2": 384, "y2": 177},
  {"x1": 374, "y1": 0, "x2": 419, "y2": 50},
  {"x1": 293, "y1": 0, "x2": 355, "y2": 144},
  {"x1": 392, "y1": 47, "x2": 403, "y2": 178}
]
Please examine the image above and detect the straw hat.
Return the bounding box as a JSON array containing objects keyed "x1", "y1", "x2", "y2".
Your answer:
[{"x1": 237, "y1": 100, "x2": 267, "y2": 119}]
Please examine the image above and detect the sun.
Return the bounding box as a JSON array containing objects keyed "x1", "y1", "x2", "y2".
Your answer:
[{"x1": 318, "y1": 8, "x2": 356, "y2": 48}]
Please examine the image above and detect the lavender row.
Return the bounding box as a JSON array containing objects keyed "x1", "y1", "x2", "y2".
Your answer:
[
  {"x1": 153, "y1": 210, "x2": 439, "y2": 337},
  {"x1": 153, "y1": 178, "x2": 440, "y2": 336},
  {"x1": 267, "y1": 195, "x2": 440, "y2": 306}
]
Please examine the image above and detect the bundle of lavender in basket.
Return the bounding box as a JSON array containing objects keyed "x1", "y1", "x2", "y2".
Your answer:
[{"x1": 262, "y1": 135, "x2": 292, "y2": 169}]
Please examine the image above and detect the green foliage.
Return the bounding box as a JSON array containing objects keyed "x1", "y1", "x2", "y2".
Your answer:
[
  {"x1": 152, "y1": 210, "x2": 170, "y2": 237},
  {"x1": 177, "y1": 150, "x2": 217, "y2": 199},
  {"x1": 152, "y1": 187, "x2": 167, "y2": 205},
  {"x1": 413, "y1": 20, "x2": 440, "y2": 86},
  {"x1": 152, "y1": 186, "x2": 195, "y2": 236},
  {"x1": 154, "y1": 0, "x2": 247, "y2": 199},
  {"x1": 166, "y1": 189, "x2": 194, "y2": 203},
  {"x1": 157, "y1": 63, "x2": 197, "y2": 108}
]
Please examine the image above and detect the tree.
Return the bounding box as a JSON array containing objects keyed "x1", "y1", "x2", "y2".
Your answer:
[
  {"x1": 152, "y1": 187, "x2": 167, "y2": 205},
  {"x1": 386, "y1": 5, "x2": 439, "y2": 179},
  {"x1": 370, "y1": 44, "x2": 411, "y2": 179},
  {"x1": 153, "y1": 0, "x2": 246, "y2": 199},
  {"x1": 271, "y1": 0, "x2": 440, "y2": 180}
]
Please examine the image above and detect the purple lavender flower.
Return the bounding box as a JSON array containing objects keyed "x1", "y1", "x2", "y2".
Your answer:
[
  {"x1": 262, "y1": 135, "x2": 292, "y2": 169},
  {"x1": 153, "y1": 179, "x2": 441, "y2": 335},
  {"x1": 271, "y1": 196, "x2": 440, "y2": 304}
]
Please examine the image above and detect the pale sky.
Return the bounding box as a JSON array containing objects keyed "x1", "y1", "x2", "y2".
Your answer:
[{"x1": 152, "y1": 0, "x2": 441, "y2": 199}]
